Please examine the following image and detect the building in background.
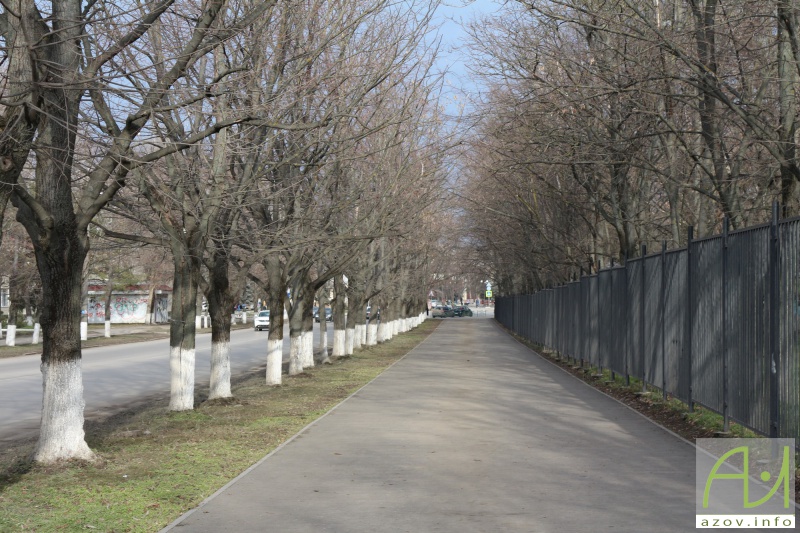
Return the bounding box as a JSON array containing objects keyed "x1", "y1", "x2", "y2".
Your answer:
[{"x1": 85, "y1": 281, "x2": 172, "y2": 324}]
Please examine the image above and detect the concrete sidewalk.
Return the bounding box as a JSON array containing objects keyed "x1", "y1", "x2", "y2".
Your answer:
[{"x1": 163, "y1": 318, "x2": 706, "y2": 532}]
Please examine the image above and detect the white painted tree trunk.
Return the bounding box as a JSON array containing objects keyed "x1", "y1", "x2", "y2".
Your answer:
[
  {"x1": 393, "y1": 319, "x2": 400, "y2": 337},
  {"x1": 353, "y1": 324, "x2": 364, "y2": 351},
  {"x1": 209, "y1": 340, "x2": 232, "y2": 399},
  {"x1": 33, "y1": 359, "x2": 95, "y2": 462},
  {"x1": 169, "y1": 347, "x2": 195, "y2": 411},
  {"x1": 366, "y1": 323, "x2": 378, "y2": 346},
  {"x1": 195, "y1": 316, "x2": 202, "y2": 330},
  {"x1": 266, "y1": 338, "x2": 283, "y2": 385},
  {"x1": 377, "y1": 321, "x2": 388, "y2": 343},
  {"x1": 80, "y1": 322, "x2": 88, "y2": 341},
  {"x1": 360, "y1": 323, "x2": 367, "y2": 345},
  {"x1": 345, "y1": 327, "x2": 355, "y2": 355},
  {"x1": 333, "y1": 329, "x2": 346, "y2": 357},
  {"x1": 104, "y1": 321, "x2": 111, "y2": 338},
  {"x1": 317, "y1": 322, "x2": 329, "y2": 362},
  {"x1": 25, "y1": 315, "x2": 33, "y2": 326},
  {"x1": 302, "y1": 330, "x2": 314, "y2": 368},
  {"x1": 32, "y1": 323, "x2": 41, "y2": 344},
  {"x1": 289, "y1": 334, "x2": 303, "y2": 375},
  {"x1": 5, "y1": 325, "x2": 16, "y2": 346}
]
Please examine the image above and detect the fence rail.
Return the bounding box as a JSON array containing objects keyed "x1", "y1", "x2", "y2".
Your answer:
[{"x1": 497, "y1": 207, "x2": 800, "y2": 441}]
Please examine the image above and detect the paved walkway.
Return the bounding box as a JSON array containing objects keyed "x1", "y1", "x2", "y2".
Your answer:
[{"x1": 163, "y1": 318, "x2": 706, "y2": 532}]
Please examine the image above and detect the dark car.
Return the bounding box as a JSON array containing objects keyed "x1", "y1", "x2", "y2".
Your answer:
[
  {"x1": 453, "y1": 306, "x2": 473, "y2": 317},
  {"x1": 366, "y1": 305, "x2": 380, "y2": 321},
  {"x1": 433, "y1": 305, "x2": 455, "y2": 318}
]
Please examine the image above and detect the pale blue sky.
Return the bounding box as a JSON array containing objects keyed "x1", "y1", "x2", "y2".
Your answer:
[{"x1": 432, "y1": 0, "x2": 502, "y2": 118}]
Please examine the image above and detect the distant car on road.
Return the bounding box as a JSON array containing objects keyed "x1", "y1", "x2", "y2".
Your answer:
[
  {"x1": 254, "y1": 310, "x2": 270, "y2": 331},
  {"x1": 453, "y1": 306, "x2": 473, "y2": 317},
  {"x1": 314, "y1": 307, "x2": 332, "y2": 322},
  {"x1": 432, "y1": 306, "x2": 454, "y2": 318}
]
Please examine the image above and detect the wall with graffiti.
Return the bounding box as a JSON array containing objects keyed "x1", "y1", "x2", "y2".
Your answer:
[{"x1": 87, "y1": 293, "x2": 153, "y2": 324}]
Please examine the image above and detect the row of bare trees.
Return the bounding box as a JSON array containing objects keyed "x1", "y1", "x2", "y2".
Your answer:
[
  {"x1": 0, "y1": 0, "x2": 446, "y2": 463},
  {"x1": 458, "y1": 0, "x2": 800, "y2": 294}
]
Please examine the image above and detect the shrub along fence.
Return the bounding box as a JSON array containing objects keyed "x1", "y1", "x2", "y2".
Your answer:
[{"x1": 496, "y1": 205, "x2": 799, "y2": 442}]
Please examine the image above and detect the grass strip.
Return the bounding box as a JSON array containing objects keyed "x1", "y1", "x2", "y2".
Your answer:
[{"x1": 0, "y1": 319, "x2": 439, "y2": 532}]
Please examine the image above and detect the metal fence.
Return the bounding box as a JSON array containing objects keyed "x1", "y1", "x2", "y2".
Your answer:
[{"x1": 496, "y1": 208, "x2": 800, "y2": 441}]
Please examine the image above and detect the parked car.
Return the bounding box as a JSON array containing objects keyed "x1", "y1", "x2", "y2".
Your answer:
[
  {"x1": 453, "y1": 306, "x2": 473, "y2": 317},
  {"x1": 366, "y1": 305, "x2": 380, "y2": 321},
  {"x1": 254, "y1": 310, "x2": 270, "y2": 331},
  {"x1": 314, "y1": 307, "x2": 332, "y2": 322},
  {"x1": 432, "y1": 305, "x2": 454, "y2": 318}
]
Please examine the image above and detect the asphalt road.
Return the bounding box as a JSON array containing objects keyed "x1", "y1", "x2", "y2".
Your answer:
[{"x1": 0, "y1": 324, "x2": 334, "y2": 442}]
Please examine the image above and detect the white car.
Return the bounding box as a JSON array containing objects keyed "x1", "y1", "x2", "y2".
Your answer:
[{"x1": 254, "y1": 310, "x2": 270, "y2": 331}]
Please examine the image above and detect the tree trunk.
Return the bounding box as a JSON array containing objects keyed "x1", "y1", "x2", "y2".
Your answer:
[
  {"x1": 206, "y1": 254, "x2": 236, "y2": 400},
  {"x1": 302, "y1": 313, "x2": 314, "y2": 368},
  {"x1": 345, "y1": 286, "x2": 362, "y2": 355},
  {"x1": 332, "y1": 276, "x2": 347, "y2": 357},
  {"x1": 169, "y1": 255, "x2": 199, "y2": 411},
  {"x1": 778, "y1": 1, "x2": 799, "y2": 214},
  {"x1": 377, "y1": 300, "x2": 390, "y2": 342},
  {"x1": 208, "y1": 300, "x2": 233, "y2": 400},
  {"x1": 287, "y1": 280, "x2": 309, "y2": 375},
  {"x1": 266, "y1": 258, "x2": 286, "y2": 385},
  {"x1": 366, "y1": 322, "x2": 378, "y2": 346},
  {"x1": 5, "y1": 249, "x2": 18, "y2": 343},
  {"x1": 316, "y1": 289, "x2": 330, "y2": 364},
  {"x1": 267, "y1": 294, "x2": 286, "y2": 385},
  {"x1": 289, "y1": 327, "x2": 303, "y2": 375},
  {"x1": 31, "y1": 227, "x2": 94, "y2": 462},
  {"x1": 354, "y1": 324, "x2": 364, "y2": 350}
]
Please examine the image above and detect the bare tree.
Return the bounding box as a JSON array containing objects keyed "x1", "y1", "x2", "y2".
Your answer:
[{"x1": 0, "y1": 0, "x2": 277, "y2": 461}]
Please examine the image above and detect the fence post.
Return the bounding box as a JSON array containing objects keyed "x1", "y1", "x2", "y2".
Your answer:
[
  {"x1": 579, "y1": 278, "x2": 584, "y2": 368},
  {"x1": 609, "y1": 268, "x2": 627, "y2": 382},
  {"x1": 687, "y1": 226, "x2": 694, "y2": 412},
  {"x1": 624, "y1": 254, "x2": 630, "y2": 386},
  {"x1": 722, "y1": 217, "x2": 729, "y2": 432},
  {"x1": 661, "y1": 241, "x2": 667, "y2": 401},
  {"x1": 769, "y1": 202, "x2": 780, "y2": 438},
  {"x1": 641, "y1": 244, "x2": 647, "y2": 392}
]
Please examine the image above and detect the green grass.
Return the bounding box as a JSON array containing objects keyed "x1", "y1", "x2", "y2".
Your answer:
[{"x1": 0, "y1": 320, "x2": 439, "y2": 532}]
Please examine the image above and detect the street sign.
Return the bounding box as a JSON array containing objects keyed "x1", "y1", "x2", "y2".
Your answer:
[{"x1": 485, "y1": 290, "x2": 493, "y2": 298}]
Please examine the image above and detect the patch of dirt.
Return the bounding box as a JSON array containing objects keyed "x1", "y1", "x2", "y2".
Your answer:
[{"x1": 203, "y1": 397, "x2": 248, "y2": 407}]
